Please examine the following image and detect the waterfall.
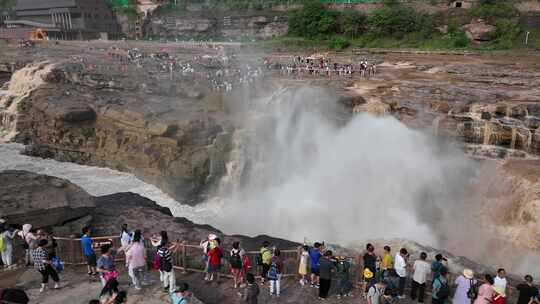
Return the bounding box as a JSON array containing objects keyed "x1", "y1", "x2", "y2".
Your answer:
[
  {"x1": 510, "y1": 127, "x2": 517, "y2": 150},
  {"x1": 432, "y1": 115, "x2": 442, "y2": 136},
  {"x1": 0, "y1": 61, "x2": 55, "y2": 142},
  {"x1": 483, "y1": 121, "x2": 492, "y2": 145},
  {"x1": 217, "y1": 129, "x2": 247, "y2": 195}
]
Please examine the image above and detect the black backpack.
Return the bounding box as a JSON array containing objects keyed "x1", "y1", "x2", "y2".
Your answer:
[
  {"x1": 436, "y1": 278, "x2": 451, "y2": 300},
  {"x1": 256, "y1": 253, "x2": 263, "y2": 266},
  {"x1": 229, "y1": 250, "x2": 242, "y2": 269},
  {"x1": 467, "y1": 279, "x2": 479, "y2": 300}
]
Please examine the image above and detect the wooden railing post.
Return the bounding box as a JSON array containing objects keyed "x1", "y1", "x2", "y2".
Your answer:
[
  {"x1": 69, "y1": 238, "x2": 75, "y2": 264},
  {"x1": 181, "y1": 244, "x2": 187, "y2": 274}
]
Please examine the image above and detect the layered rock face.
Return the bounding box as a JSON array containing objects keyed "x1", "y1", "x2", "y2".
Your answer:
[
  {"x1": 346, "y1": 53, "x2": 540, "y2": 159},
  {"x1": 0, "y1": 42, "x2": 251, "y2": 205},
  {"x1": 146, "y1": 10, "x2": 288, "y2": 40}
]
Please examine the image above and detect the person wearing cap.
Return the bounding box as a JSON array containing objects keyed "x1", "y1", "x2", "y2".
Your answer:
[
  {"x1": 453, "y1": 269, "x2": 477, "y2": 304},
  {"x1": 516, "y1": 275, "x2": 538, "y2": 304},
  {"x1": 0, "y1": 219, "x2": 18, "y2": 269}
]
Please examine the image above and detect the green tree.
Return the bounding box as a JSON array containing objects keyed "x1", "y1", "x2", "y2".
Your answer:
[
  {"x1": 342, "y1": 10, "x2": 367, "y2": 38},
  {"x1": 368, "y1": 4, "x2": 434, "y2": 39},
  {"x1": 288, "y1": 1, "x2": 338, "y2": 38}
]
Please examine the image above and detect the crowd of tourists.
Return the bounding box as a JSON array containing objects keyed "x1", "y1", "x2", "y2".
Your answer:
[
  {"x1": 70, "y1": 45, "x2": 265, "y2": 93},
  {"x1": 1, "y1": 218, "x2": 539, "y2": 304},
  {"x1": 263, "y1": 55, "x2": 377, "y2": 79}
]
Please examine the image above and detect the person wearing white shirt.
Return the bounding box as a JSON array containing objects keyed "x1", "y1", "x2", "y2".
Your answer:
[
  {"x1": 411, "y1": 252, "x2": 431, "y2": 303},
  {"x1": 394, "y1": 248, "x2": 409, "y2": 298},
  {"x1": 494, "y1": 268, "x2": 512, "y2": 297}
]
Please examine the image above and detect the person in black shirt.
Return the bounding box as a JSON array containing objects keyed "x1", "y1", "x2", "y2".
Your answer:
[
  {"x1": 517, "y1": 275, "x2": 538, "y2": 304},
  {"x1": 363, "y1": 243, "x2": 377, "y2": 291}
]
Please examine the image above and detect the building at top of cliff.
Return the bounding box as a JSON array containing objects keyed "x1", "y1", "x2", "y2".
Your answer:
[{"x1": 0, "y1": 0, "x2": 119, "y2": 40}]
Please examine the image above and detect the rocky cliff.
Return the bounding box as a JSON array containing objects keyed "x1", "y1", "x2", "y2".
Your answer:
[
  {"x1": 145, "y1": 10, "x2": 288, "y2": 40},
  {"x1": 0, "y1": 42, "x2": 248, "y2": 205}
]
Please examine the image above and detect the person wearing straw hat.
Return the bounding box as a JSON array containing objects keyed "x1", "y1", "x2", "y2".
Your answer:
[{"x1": 454, "y1": 269, "x2": 477, "y2": 304}]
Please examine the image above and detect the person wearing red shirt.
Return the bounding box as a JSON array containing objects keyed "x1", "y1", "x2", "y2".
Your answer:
[{"x1": 207, "y1": 238, "x2": 223, "y2": 282}]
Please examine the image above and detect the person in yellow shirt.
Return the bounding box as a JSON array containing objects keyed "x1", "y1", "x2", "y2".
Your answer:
[{"x1": 381, "y1": 245, "x2": 393, "y2": 279}]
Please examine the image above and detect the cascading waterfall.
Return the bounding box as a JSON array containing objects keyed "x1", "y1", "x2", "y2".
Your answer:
[{"x1": 201, "y1": 85, "x2": 477, "y2": 247}]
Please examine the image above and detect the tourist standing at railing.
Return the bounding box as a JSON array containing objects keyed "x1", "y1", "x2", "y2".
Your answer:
[
  {"x1": 336, "y1": 256, "x2": 353, "y2": 299},
  {"x1": 474, "y1": 274, "x2": 496, "y2": 304},
  {"x1": 126, "y1": 230, "x2": 146, "y2": 290},
  {"x1": 516, "y1": 275, "x2": 538, "y2": 304},
  {"x1": 200, "y1": 234, "x2": 215, "y2": 279},
  {"x1": 119, "y1": 223, "x2": 131, "y2": 267},
  {"x1": 318, "y1": 250, "x2": 335, "y2": 300},
  {"x1": 36, "y1": 229, "x2": 57, "y2": 258},
  {"x1": 363, "y1": 243, "x2": 378, "y2": 291},
  {"x1": 268, "y1": 249, "x2": 284, "y2": 297},
  {"x1": 298, "y1": 245, "x2": 309, "y2": 286},
  {"x1": 381, "y1": 246, "x2": 393, "y2": 280},
  {"x1": 230, "y1": 241, "x2": 245, "y2": 289},
  {"x1": 19, "y1": 224, "x2": 36, "y2": 266},
  {"x1": 97, "y1": 244, "x2": 118, "y2": 286},
  {"x1": 81, "y1": 226, "x2": 97, "y2": 276},
  {"x1": 155, "y1": 231, "x2": 178, "y2": 292},
  {"x1": 259, "y1": 241, "x2": 272, "y2": 285},
  {"x1": 494, "y1": 269, "x2": 512, "y2": 299},
  {"x1": 432, "y1": 254, "x2": 448, "y2": 281},
  {"x1": 206, "y1": 238, "x2": 224, "y2": 282},
  {"x1": 32, "y1": 239, "x2": 60, "y2": 292},
  {"x1": 309, "y1": 242, "x2": 323, "y2": 288},
  {"x1": 0, "y1": 219, "x2": 18, "y2": 269},
  {"x1": 452, "y1": 269, "x2": 476, "y2": 304},
  {"x1": 394, "y1": 248, "x2": 408, "y2": 299},
  {"x1": 432, "y1": 267, "x2": 450, "y2": 304},
  {"x1": 411, "y1": 252, "x2": 431, "y2": 303}
]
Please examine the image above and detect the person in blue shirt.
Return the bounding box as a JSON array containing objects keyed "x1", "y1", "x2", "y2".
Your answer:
[
  {"x1": 81, "y1": 226, "x2": 97, "y2": 276},
  {"x1": 431, "y1": 253, "x2": 446, "y2": 280},
  {"x1": 309, "y1": 242, "x2": 323, "y2": 288},
  {"x1": 171, "y1": 282, "x2": 191, "y2": 304}
]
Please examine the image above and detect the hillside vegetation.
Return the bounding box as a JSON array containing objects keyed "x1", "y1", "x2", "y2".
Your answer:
[{"x1": 265, "y1": 0, "x2": 538, "y2": 51}]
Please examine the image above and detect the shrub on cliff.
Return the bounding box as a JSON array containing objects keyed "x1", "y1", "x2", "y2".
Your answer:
[
  {"x1": 328, "y1": 37, "x2": 350, "y2": 50},
  {"x1": 469, "y1": 1, "x2": 519, "y2": 21},
  {"x1": 368, "y1": 4, "x2": 435, "y2": 39},
  {"x1": 342, "y1": 10, "x2": 368, "y2": 39},
  {"x1": 288, "y1": 2, "x2": 338, "y2": 38},
  {"x1": 487, "y1": 20, "x2": 521, "y2": 49}
]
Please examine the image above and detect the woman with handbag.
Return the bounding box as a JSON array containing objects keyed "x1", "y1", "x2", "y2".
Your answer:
[{"x1": 97, "y1": 244, "x2": 118, "y2": 286}]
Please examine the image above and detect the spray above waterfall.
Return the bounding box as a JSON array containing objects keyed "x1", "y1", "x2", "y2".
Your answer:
[{"x1": 201, "y1": 85, "x2": 478, "y2": 248}]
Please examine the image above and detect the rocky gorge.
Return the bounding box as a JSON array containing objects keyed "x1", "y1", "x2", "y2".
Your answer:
[{"x1": 1, "y1": 41, "x2": 540, "y2": 278}]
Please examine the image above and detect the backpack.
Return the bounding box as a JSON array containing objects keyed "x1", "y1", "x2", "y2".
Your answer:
[
  {"x1": 467, "y1": 279, "x2": 479, "y2": 300},
  {"x1": 436, "y1": 278, "x2": 451, "y2": 300},
  {"x1": 256, "y1": 253, "x2": 263, "y2": 266},
  {"x1": 229, "y1": 250, "x2": 242, "y2": 269},
  {"x1": 51, "y1": 257, "x2": 64, "y2": 272},
  {"x1": 0, "y1": 234, "x2": 5, "y2": 252},
  {"x1": 267, "y1": 262, "x2": 279, "y2": 281},
  {"x1": 152, "y1": 252, "x2": 162, "y2": 270}
]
